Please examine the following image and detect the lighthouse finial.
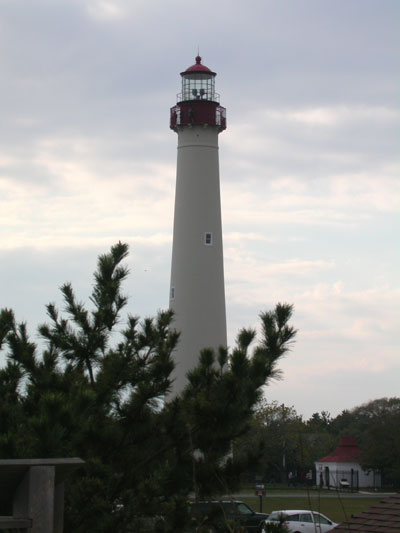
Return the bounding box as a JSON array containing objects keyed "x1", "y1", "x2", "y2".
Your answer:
[{"x1": 195, "y1": 47, "x2": 202, "y2": 64}]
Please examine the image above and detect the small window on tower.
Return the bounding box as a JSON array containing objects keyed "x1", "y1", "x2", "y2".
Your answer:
[
  {"x1": 204, "y1": 232, "x2": 213, "y2": 246},
  {"x1": 170, "y1": 287, "x2": 175, "y2": 300}
]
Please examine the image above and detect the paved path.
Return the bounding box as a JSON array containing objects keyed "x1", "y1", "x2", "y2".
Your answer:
[{"x1": 228, "y1": 491, "x2": 395, "y2": 499}]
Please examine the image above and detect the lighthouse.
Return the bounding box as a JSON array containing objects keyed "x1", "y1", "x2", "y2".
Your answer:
[{"x1": 169, "y1": 56, "x2": 227, "y2": 395}]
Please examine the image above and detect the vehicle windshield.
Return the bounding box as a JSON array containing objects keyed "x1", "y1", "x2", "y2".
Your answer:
[{"x1": 237, "y1": 503, "x2": 253, "y2": 515}]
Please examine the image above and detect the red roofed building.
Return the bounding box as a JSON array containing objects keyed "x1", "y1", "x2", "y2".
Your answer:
[{"x1": 315, "y1": 436, "x2": 381, "y2": 489}]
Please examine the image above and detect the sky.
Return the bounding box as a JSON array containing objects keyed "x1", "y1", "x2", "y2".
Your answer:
[{"x1": 0, "y1": 0, "x2": 399, "y2": 419}]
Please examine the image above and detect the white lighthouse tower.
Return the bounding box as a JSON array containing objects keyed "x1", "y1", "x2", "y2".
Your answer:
[{"x1": 169, "y1": 56, "x2": 227, "y2": 395}]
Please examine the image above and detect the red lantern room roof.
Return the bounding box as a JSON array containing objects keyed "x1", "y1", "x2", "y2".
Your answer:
[{"x1": 181, "y1": 56, "x2": 216, "y2": 76}]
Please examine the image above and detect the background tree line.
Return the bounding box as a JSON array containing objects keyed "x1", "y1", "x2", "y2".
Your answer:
[{"x1": 234, "y1": 396, "x2": 400, "y2": 488}]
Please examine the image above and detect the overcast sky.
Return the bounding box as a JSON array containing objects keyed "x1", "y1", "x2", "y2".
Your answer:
[{"x1": 1, "y1": 0, "x2": 399, "y2": 419}]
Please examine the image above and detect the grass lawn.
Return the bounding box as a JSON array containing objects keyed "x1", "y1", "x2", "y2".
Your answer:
[{"x1": 241, "y1": 495, "x2": 382, "y2": 523}]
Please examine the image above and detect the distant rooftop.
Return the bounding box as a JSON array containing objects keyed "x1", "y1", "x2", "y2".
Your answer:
[{"x1": 317, "y1": 436, "x2": 361, "y2": 463}]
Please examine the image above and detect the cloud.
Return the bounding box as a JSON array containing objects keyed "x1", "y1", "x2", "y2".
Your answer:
[
  {"x1": 0, "y1": 141, "x2": 175, "y2": 249},
  {"x1": 1, "y1": 0, "x2": 398, "y2": 419},
  {"x1": 221, "y1": 172, "x2": 399, "y2": 233},
  {"x1": 227, "y1": 256, "x2": 334, "y2": 285},
  {"x1": 225, "y1": 232, "x2": 276, "y2": 244},
  {"x1": 261, "y1": 105, "x2": 400, "y2": 126},
  {"x1": 85, "y1": 0, "x2": 125, "y2": 20}
]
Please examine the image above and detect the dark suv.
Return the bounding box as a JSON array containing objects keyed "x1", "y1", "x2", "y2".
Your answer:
[{"x1": 189, "y1": 500, "x2": 269, "y2": 532}]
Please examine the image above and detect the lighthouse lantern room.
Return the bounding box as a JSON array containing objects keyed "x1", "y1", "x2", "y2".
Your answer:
[{"x1": 170, "y1": 56, "x2": 226, "y2": 132}]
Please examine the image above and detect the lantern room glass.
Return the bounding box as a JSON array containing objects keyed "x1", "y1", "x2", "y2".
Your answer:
[{"x1": 180, "y1": 72, "x2": 217, "y2": 102}]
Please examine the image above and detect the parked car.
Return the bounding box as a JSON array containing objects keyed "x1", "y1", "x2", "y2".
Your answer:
[
  {"x1": 189, "y1": 500, "x2": 270, "y2": 532},
  {"x1": 262, "y1": 510, "x2": 338, "y2": 533}
]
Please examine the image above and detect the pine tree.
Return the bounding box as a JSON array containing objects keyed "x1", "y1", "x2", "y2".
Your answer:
[{"x1": 0, "y1": 243, "x2": 296, "y2": 532}]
